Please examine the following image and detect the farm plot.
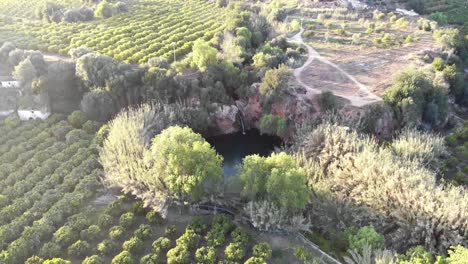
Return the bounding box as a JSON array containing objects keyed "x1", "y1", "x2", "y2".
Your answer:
[{"x1": 0, "y1": 0, "x2": 225, "y2": 64}]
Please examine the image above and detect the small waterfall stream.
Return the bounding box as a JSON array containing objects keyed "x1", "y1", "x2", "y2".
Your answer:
[{"x1": 234, "y1": 102, "x2": 246, "y2": 135}]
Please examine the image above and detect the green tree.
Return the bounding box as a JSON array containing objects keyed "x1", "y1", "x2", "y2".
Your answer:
[
  {"x1": 432, "y1": 57, "x2": 445, "y2": 71},
  {"x1": 348, "y1": 225, "x2": 384, "y2": 252},
  {"x1": 43, "y1": 259, "x2": 71, "y2": 264},
  {"x1": 122, "y1": 237, "x2": 144, "y2": 254},
  {"x1": 259, "y1": 114, "x2": 287, "y2": 137},
  {"x1": 240, "y1": 152, "x2": 310, "y2": 212},
  {"x1": 253, "y1": 243, "x2": 272, "y2": 259},
  {"x1": 67, "y1": 240, "x2": 91, "y2": 258},
  {"x1": 147, "y1": 126, "x2": 223, "y2": 202},
  {"x1": 166, "y1": 245, "x2": 190, "y2": 264},
  {"x1": 195, "y1": 246, "x2": 216, "y2": 264},
  {"x1": 446, "y1": 245, "x2": 468, "y2": 263},
  {"x1": 68, "y1": 111, "x2": 87, "y2": 129},
  {"x1": 225, "y1": 242, "x2": 245, "y2": 262},
  {"x1": 291, "y1": 19, "x2": 300, "y2": 32},
  {"x1": 399, "y1": 246, "x2": 434, "y2": 264},
  {"x1": 95, "y1": 0, "x2": 115, "y2": 18},
  {"x1": 112, "y1": 251, "x2": 134, "y2": 264},
  {"x1": 82, "y1": 255, "x2": 104, "y2": 264},
  {"x1": 191, "y1": 39, "x2": 218, "y2": 71},
  {"x1": 13, "y1": 58, "x2": 37, "y2": 83},
  {"x1": 259, "y1": 65, "x2": 290, "y2": 98}
]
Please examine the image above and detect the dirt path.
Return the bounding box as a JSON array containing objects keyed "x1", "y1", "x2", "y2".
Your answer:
[{"x1": 288, "y1": 25, "x2": 382, "y2": 107}]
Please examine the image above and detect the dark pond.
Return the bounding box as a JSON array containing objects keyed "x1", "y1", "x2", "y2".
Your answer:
[{"x1": 206, "y1": 129, "x2": 282, "y2": 177}]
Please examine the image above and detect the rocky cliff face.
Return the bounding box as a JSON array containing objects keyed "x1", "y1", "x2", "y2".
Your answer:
[{"x1": 210, "y1": 84, "x2": 398, "y2": 140}]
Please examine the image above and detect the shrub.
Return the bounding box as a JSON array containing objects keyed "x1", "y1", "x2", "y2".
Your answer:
[
  {"x1": 134, "y1": 224, "x2": 152, "y2": 240},
  {"x1": 348, "y1": 225, "x2": 384, "y2": 252},
  {"x1": 231, "y1": 227, "x2": 251, "y2": 245},
  {"x1": 187, "y1": 216, "x2": 207, "y2": 234},
  {"x1": 83, "y1": 120, "x2": 102, "y2": 134},
  {"x1": 244, "y1": 257, "x2": 267, "y2": 264},
  {"x1": 53, "y1": 226, "x2": 78, "y2": 246},
  {"x1": 165, "y1": 225, "x2": 177, "y2": 237},
  {"x1": 82, "y1": 255, "x2": 104, "y2": 264},
  {"x1": 166, "y1": 245, "x2": 190, "y2": 264},
  {"x1": 432, "y1": 57, "x2": 445, "y2": 71},
  {"x1": 259, "y1": 114, "x2": 288, "y2": 137},
  {"x1": 176, "y1": 229, "x2": 201, "y2": 250},
  {"x1": 95, "y1": 0, "x2": 115, "y2": 18},
  {"x1": 152, "y1": 237, "x2": 172, "y2": 254},
  {"x1": 43, "y1": 259, "x2": 71, "y2": 264},
  {"x1": 68, "y1": 111, "x2": 87, "y2": 129},
  {"x1": 225, "y1": 242, "x2": 245, "y2": 262},
  {"x1": 68, "y1": 240, "x2": 91, "y2": 258},
  {"x1": 291, "y1": 19, "x2": 300, "y2": 32},
  {"x1": 4, "y1": 115, "x2": 21, "y2": 128},
  {"x1": 119, "y1": 212, "x2": 135, "y2": 229},
  {"x1": 122, "y1": 237, "x2": 144, "y2": 254},
  {"x1": 398, "y1": 246, "x2": 434, "y2": 264},
  {"x1": 25, "y1": 256, "x2": 44, "y2": 264},
  {"x1": 111, "y1": 251, "x2": 135, "y2": 264},
  {"x1": 140, "y1": 253, "x2": 161, "y2": 264},
  {"x1": 253, "y1": 243, "x2": 272, "y2": 259},
  {"x1": 98, "y1": 214, "x2": 113, "y2": 228},
  {"x1": 80, "y1": 225, "x2": 101, "y2": 242},
  {"x1": 109, "y1": 226, "x2": 125, "y2": 241},
  {"x1": 195, "y1": 246, "x2": 217, "y2": 264},
  {"x1": 318, "y1": 91, "x2": 337, "y2": 111},
  {"x1": 97, "y1": 239, "x2": 117, "y2": 256}
]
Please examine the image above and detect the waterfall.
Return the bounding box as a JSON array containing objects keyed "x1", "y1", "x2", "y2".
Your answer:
[{"x1": 235, "y1": 102, "x2": 246, "y2": 135}]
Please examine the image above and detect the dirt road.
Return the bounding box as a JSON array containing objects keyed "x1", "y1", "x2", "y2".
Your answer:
[{"x1": 288, "y1": 25, "x2": 382, "y2": 107}]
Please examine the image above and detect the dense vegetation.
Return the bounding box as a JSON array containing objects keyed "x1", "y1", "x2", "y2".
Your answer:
[
  {"x1": 0, "y1": 0, "x2": 224, "y2": 63},
  {"x1": 1, "y1": 0, "x2": 467, "y2": 263}
]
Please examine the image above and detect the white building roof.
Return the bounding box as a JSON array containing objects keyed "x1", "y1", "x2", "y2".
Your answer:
[{"x1": 1, "y1": 81, "x2": 20, "y2": 88}]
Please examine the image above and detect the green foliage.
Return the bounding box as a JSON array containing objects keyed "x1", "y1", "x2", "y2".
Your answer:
[
  {"x1": 253, "y1": 243, "x2": 272, "y2": 259},
  {"x1": 239, "y1": 152, "x2": 310, "y2": 212},
  {"x1": 166, "y1": 245, "x2": 190, "y2": 264},
  {"x1": 25, "y1": 256, "x2": 44, "y2": 264},
  {"x1": 225, "y1": 242, "x2": 245, "y2": 262},
  {"x1": 294, "y1": 122, "x2": 468, "y2": 253},
  {"x1": 383, "y1": 68, "x2": 448, "y2": 127},
  {"x1": 291, "y1": 19, "x2": 300, "y2": 32},
  {"x1": 431, "y1": 12, "x2": 448, "y2": 26},
  {"x1": 82, "y1": 255, "x2": 104, "y2": 264},
  {"x1": 293, "y1": 246, "x2": 313, "y2": 263},
  {"x1": 122, "y1": 237, "x2": 144, "y2": 254},
  {"x1": 95, "y1": 0, "x2": 115, "y2": 18},
  {"x1": 399, "y1": 246, "x2": 434, "y2": 264},
  {"x1": 67, "y1": 240, "x2": 91, "y2": 258},
  {"x1": 119, "y1": 212, "x2": 135, "y2": 229},
  {"x1": 97, "y1": 239, "x2": 118, "y2": 256},
  {"x1": 432, "y1": 57, "x2": 445, "y2": 71},
  {"x1": 176, "y1": 229, "x2": 201, "y2": 250},
  {"x1": 195, "y1": 246, "x2": 217, "y2": 264},
  {"x1": 191, "y1": 39, "x2": 218, "y2": 71},
  {"x1": 259, "y1": 114, "x2": 287, "y2": 137},
  {"x1": 446, "y1": 245, "x2": 468, "y2": 263},
  {"x1": 43, "y1": 259, "x2": 71, "y2": 264},
  {"x1": 259, "y1": 64, "x2": 291, "y2": 98},
  {"x1": 152, "y1": 237, "x2": 172, "y2": 254},
  {"x1": 109, "y1": 226, "x2": 125, "y2": 241},
  {"x1": 68, "y1": 111, "x2": 87, "y2": 129},
  {"x1": 13, "y1": 58, "x2": 37, "y2": 83},
  {"x1": 111, "y1": 251, "x2": 135, "y2": 264},
  {"x1": 148, "y1": 126, "x2": 223, "y2": 202},
  {"x1": 146, "y1": 211, "x2": 163, "y2": 224},
  {"x1": 80, "y1": 225, "x2": 101, "y2": 242},
  {"x1": 348, "y1": 226, "x2": 384, "y2": 252},
  {"x1": 140, "y1": 253, "x2": 162, "y2": 264},
  {"x1": 4, "y1": 115, "x2": 21, "y2": 128},
  {"x1": 134, "y1": 224, "x2": 152, "y2": 240}
]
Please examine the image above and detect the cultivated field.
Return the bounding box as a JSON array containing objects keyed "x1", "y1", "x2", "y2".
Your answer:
[{"x1": 0, "y1": 0, "x2": 225, "y2": 64}]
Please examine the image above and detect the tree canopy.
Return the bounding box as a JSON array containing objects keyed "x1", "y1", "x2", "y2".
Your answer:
[{"x1": 239, "y1": 152, "x2": 310, "y2": 212}]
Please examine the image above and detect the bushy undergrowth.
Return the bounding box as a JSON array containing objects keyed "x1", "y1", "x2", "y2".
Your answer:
[{"x1": 293, "y1": 122, "x2": 467, "y2": 254}]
